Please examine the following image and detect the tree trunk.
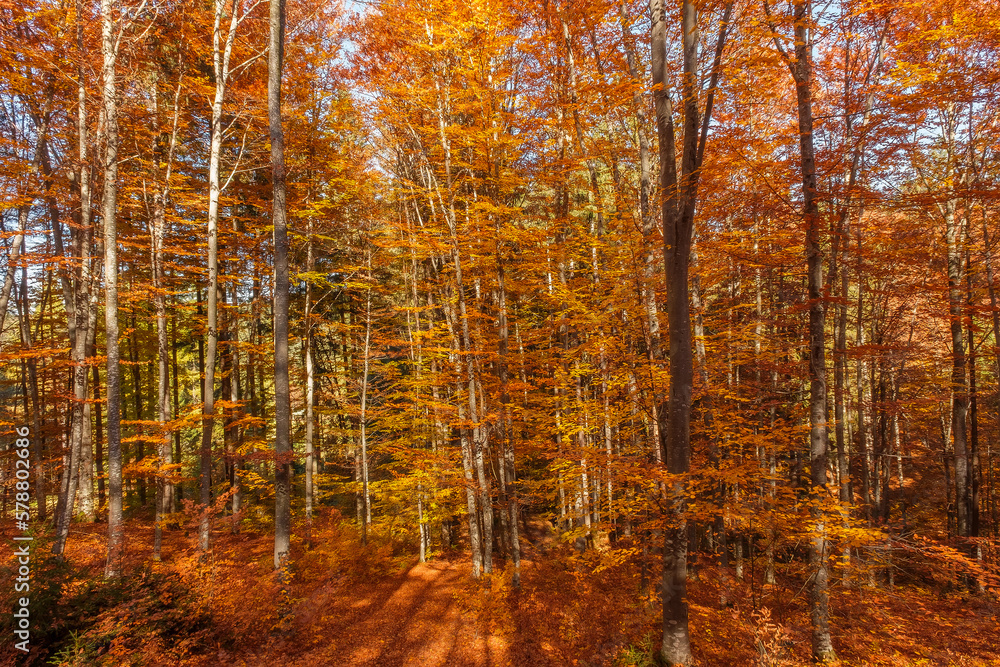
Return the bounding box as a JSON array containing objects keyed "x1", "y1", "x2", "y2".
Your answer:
[
  {"x1": 100, "y1": 0, "x2": 123, "y2": 577},
  {"x1": 3, "y1": 86, "x2": 54, "y2": 525},
  {"x1": 228, "y1": 280, "x2": 242, "y2": 524},
  {"x1": 982, "y1": 215, "x2": 1000, "y2": 539},
  {"x1": 269, "y1": 0, "x2": 291, "y2": 571},
  {"x1": 151, "y1": 85, "x2": 179, "y2": 558},
  {"x1": 495, "y1": 235, "x2": 521, "y2": 586},
  {"x1": 946, "y1": 204, "x2": 969, "y2": 537},
  {"x1": 171, "y1": 307, "x2": 182, "y2": 512},
  {"x1": 16, "y1": 267, "x2": 45, "y2": 532},
  {"x1": 774, "y1": 1, "x2": 837, "y2": 659},
  {"x1": 129, "y1": 315, "x2": 146, "y2": 507},
  {"x1": 304, "y1": 228, "x2": 315, "y2": 522},
  {"x1": 651, "y1": 0, "x2": 691, "y2": 661},
  {"x1": 443, "y1": 285, "x2": 483, "y2": 575},
  {"x1": 78, "y1": 306, "x2": 99, "y2": 524},
  {"x1": 94, "y1": 355, "x2": 105, "y2": 512},
  {"x1": 620, "y1": 0, "x2": 659, "y2": 370},
  {"x1": 359, "y1": 271, "x2": 373, "y2": 527},
  {"x1": 856, "y1": 235, "x2": 871, "y2": 518},
  {"x1": 198, "y1": 0, "x2": 244, "y2": 558},
  {"x1": 648, "y1": 0, "x2": 730, "y2": 661},
  {"x1": 966, "y1": 243, "x2": 980, "y2": 541}
]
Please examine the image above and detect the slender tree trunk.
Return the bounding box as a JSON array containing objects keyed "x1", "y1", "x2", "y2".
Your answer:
[
  {"x1": 304, "y1": 228, "x2": 315, "y2": 522},
  {"x1": 946, "y1": 205, "x2": 969, "y2": 538},
  {"x1": 0, "y1": 91, "x2": 50, "y2": 335},
  {"x1": 773, "y1": 1, "x2": 836, "y2": 659},
  {"x1": 359, "y1": 273, "x2": 373, "y2": 527},
  {"x1": 198, "y1": 0, "x2": 242, "y2": 557},
  {"x1": 856, "y1": 239, "x2": 871, "y2": 517},
  {"x1": 198, "y1": 313, "x2": 214, "y2": 548},
  {"x1": 77, "y1": 295, "x2": 100, "y2": 524},
  {"x1": 54, "y1": 240, "x2": 95, "y2": 553},
  {"x1": 269, "y1": 0, "x2": 291, "y2": 571},
  {"x1": 0, "y1": 220, "x2": 25, "y2": 337},
  {"x1": 78, "y1": 398, "x2": 95, "y2": 522},
  {"x1": 834, "y1": 249, "x2": 851, "y2": 504},
  {"x1": 34, "y1": 348, "x2": 47, "y2": 523},
  {"x1": 152, "y1": 115, "x2": 177, "y2": 559},
  {"x1": 835, "y1": 14, "x2": 882, "y2": 511},
  {"x1": 489, "y1": 205, "x2": 526, "y2": 574},
  {"x1": 94, "y1": 355, "x2": 105, "y2": 512},
  {"x1": 443, "y1": 287, "x2": 482, "y2": 575},
  {"x1": 220, "y1": 296, "x2": 234, "y2": 514},
  {"x1": 355, "y1": 447, "x2": 365, "y2": 543},
  {"x1": 982, "y1": 215, "x2": 1000, "y2": 539},
  {"x1": 619, "y1": 0, "x2": 658, "y2": 366},
  {"x1": 171, "y1": 308, "x2": 182, "y2": 512},
  {"x1": 836, "y1": 224, "x2": 853, "y2": 577},
  {"x1": 649, "y1": 0, "x2": 684, "y2": 654},
  {"x1": 129, "y1": 315, "x2": 147, "y2": 507},
  {"x1": 101, "y1": 0, "x2": 123, "y2": 577},
  {"x1": 966, "y1": 243, "x2": 980, "y2": 540},
  {"x1": 648, "y1": 0, "x2": 730, "y2": 661},
  {"x1": 101, "y1": 13, "x2": 124, "y2": 577},
  {"x1": 455, "y1": 258, "x2": 491, "y2": 571},
  {"x1": 228, "y1": 280, "x2": 242, "y2": 524},
  {"x1": 651, "y1": 0, "x2": 692, "y2": 662},
  {"x1": 16, "y1": 268, "x2": 45, "y2": 532},
  {"x1": 4, "y1": 88, "x2": 54, "y2": 523},
  {"x1": 426, "y1": 63, "x2": 489, "y2": 575}
]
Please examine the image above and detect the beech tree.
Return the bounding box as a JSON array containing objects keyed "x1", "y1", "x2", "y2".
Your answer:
[
  {"x1": 269, "y1": 0, "x2": 291, "y2": 570},
  {"x1": 763, "y1": 0, "x2": 836, "y2": 660},
  {"x1": 101, "y1": 0, "x2": 124, "y2": 578},
  {"x1": 649, "y1": 0, "x2": 732, "y2": 661}
]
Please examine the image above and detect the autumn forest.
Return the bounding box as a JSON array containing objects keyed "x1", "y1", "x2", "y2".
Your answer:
[{"x1": 1, "y1": 0, "x2": 999, "y2": 664}]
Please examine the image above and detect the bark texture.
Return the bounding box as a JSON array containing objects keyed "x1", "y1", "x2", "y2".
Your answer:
[{"x1": 269, "y1": 0, "x2": 291, "y2": 571}]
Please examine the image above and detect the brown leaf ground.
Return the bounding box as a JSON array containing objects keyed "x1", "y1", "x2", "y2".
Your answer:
[{"x1": 2, "y1": 512, "x2": 998, "y2": 666}]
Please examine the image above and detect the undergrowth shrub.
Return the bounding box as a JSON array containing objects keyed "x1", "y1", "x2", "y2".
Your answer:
[
  {"x1": 748, "y1": 606, "x2": 793, "y2": 667},
  {"x1": 614, "y1": 632, "x2": 655, "y2": 667},
  {"x1": 0, "y1": 538, "x2": 75, "y2": 664},
  {"x1": 49, "y1": 566, "x2": 213, "y2": 666},
  {"x1": 1, "y1": 546, "x2": 213, "y2": 666}
]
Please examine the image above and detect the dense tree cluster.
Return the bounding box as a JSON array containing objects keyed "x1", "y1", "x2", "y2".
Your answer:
[{"x1": 2, "y1": 0, "x2": 999, "y2": 662}]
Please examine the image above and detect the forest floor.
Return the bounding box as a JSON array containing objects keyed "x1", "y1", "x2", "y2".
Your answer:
[{"x1": 2, "y1": 510, "x2": 999, "y2": 666}]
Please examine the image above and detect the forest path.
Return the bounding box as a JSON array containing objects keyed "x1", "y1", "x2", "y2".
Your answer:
[{"x1": 250, "y1": 558, "x2": 509, "y2": 667}]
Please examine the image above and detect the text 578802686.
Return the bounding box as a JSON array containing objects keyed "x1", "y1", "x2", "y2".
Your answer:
[{"x1": 12, "y1": 425, "x2": 32, "y2": 653}]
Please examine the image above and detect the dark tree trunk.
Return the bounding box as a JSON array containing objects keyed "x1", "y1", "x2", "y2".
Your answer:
[
  {"x1": 129, "y1": 314, "x2": 146, "y2": 507},
  {"x1": 966, "y1": 245, "x2": 980, "y2": 538},
  {"x1": 171, "y1": 309, "x2": 182, "y2": 511},
  {"x1": 269, "y1": 0, "x2": 291, "y2": 571},
  {"x1": 649, "y1": 0, "x2": 730, "y2": 663},
  {"x1": 94, "y1": 358, "x2": 105, "y2": 511},
  {"x1": 770, "y1": 0, "x2": 837, "y2": 659}
]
